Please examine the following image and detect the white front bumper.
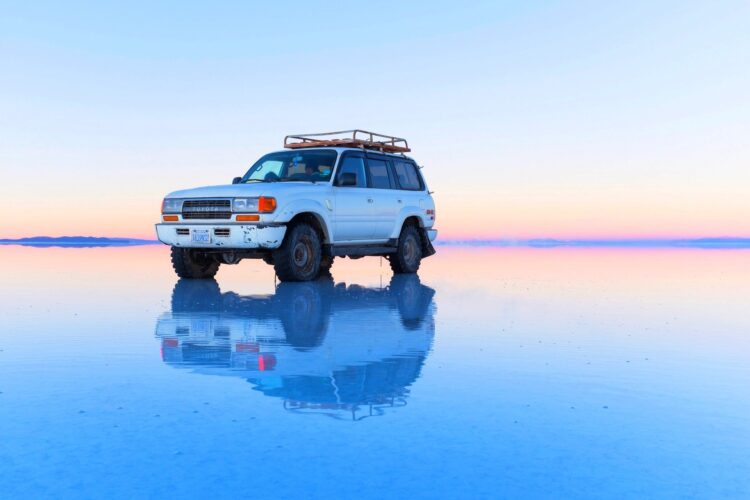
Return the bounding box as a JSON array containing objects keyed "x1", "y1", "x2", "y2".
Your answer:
[
  {"x1": 427, "y1": 229, "x2": 438, "y2": 242},
  {"x1": 155, "y1": 224, "x2": 286, "y2": 249}
]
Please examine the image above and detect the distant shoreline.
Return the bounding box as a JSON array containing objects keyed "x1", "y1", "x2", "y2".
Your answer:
[
  {"x1": 2, "y1": 236, "x2": 750, "y2": 249},
  {"x1": 0, "y1": 237, "x2": 161, "y2": 248}
]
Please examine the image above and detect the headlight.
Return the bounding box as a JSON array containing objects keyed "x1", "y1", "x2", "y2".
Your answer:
[
  {"x1": 233, "y1": 197, "x2": 259, "y2": 213},
  {"x1": 161, "y1": 198, "x2": 182, "y2": 213}
]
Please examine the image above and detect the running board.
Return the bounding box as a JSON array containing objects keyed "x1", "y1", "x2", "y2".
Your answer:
[{"x1": 330, "y1": 245, "x2": 397, "y2": 257}]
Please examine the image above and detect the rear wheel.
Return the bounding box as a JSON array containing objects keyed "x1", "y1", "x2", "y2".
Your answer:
[
  {"x1": 273, "y1": 223, "x2": 322, "y2": 282},
  {"x1": 389, "y1": 224, "x2": 423, "y2": 274},
  {"x1": 170, "y1": 247, "x2": 220, "y2": 279}
]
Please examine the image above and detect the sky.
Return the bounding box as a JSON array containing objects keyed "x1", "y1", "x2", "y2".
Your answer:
[{"x1": 1, "y1": 0, "x2": 748, "y2": 240}]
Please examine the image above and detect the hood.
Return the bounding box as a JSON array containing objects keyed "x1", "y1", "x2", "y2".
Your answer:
[
  {"x1": 165, "y1": 183, "x2": 328, "y2": 199},
  {"x1": 167, "y1": 184, "x2": 263, "y2": 199}
]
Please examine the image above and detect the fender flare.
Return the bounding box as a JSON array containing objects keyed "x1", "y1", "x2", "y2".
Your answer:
[
  {"x1": 389, "y1": 206, "x2": 428, "y2": 239},
  {"x1": 271, "y1": 199, "x2": 333, "y2": 243}
]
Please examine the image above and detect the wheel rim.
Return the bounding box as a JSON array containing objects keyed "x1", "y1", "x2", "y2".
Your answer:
[
  {"x1": 403, "y1": 235, "x2": 418, "y2": 265},
  {"x1": 293, "y1": 237, "x2": 315, "y2": 274}
]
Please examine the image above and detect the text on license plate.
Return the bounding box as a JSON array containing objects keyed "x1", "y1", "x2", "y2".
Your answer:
[{"x1": 192, "y1": 229, "x2": 210, "y2": 243}]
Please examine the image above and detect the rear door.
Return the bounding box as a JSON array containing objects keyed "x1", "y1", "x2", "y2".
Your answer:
[
  {"x1": 391, "y1": 158, "x2": 427, "y2": 234},
  {"x1": 365, "y1": 154, "x2": 401, "y2": 241},
  {"x1": 332, "y1": 152, "x2": 372, "y2": 241}
]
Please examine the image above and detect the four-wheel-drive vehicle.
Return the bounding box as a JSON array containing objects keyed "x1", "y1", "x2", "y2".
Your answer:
[{"x1": 156, "y1": 130, "x2": 437, "y2": 281}]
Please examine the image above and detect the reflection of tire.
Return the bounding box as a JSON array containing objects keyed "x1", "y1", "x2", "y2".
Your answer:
[
  {"x1": 171, "y1": 279, "x2": 222, "y2": 312},
  {"x1": 389, "y1": 274, "x2": 434, "y2": 330},
  {"x1": 389, "y1": 225, "x2": 422, "y2": 274},
  {"x1": 273, "y1": 223, "x2": 322, "y2": 282},
  {"x1": 275, "y1": 279, "x2": 332, "y2": 349},
  {"x1": 171, "y1": 247, "x2": 220, "y2": 279}
]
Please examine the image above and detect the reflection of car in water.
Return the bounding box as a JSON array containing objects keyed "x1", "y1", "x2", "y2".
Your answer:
[{"x1": 155, "y1": 275, "x2": 436, "y2": 420}]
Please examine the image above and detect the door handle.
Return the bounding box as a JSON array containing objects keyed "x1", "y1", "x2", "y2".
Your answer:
[
  {"x1": 397, "y1": 199, "x2": 402, "y2": 203},
  {"x1": 367, "y1": 198, "x2": 374, "y2": 203}
]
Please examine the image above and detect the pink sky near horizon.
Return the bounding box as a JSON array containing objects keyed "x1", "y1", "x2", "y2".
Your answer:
[{"x1": 1, "y1": 186, "x2": 748, "y2": 241}]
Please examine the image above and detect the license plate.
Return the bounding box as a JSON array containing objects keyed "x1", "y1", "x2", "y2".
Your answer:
[
  {"x1": 191, "y1": 229, "x2": 210, "y2": 244},
  {"x1": 191, "y1": 319, "x2": 211, "y2": 337}
]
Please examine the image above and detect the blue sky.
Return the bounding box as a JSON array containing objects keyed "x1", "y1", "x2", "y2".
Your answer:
[{"x1": 1, "y1": 1, "x2": 748, "y2": 238}]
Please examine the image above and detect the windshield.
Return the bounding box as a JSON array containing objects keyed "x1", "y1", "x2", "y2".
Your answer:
[{"x1": 240, "y1": 150, "x2": 338, "y2": 183}]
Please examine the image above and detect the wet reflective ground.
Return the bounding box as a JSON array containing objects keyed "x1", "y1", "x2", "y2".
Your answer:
[{"x1": 1, "y1": 246, "x2": 749, "y2": 498}]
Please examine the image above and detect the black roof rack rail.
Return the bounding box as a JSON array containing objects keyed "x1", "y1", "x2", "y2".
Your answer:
[{"x1": 284, "y1": 129, "x2": 410, "y2": 153}]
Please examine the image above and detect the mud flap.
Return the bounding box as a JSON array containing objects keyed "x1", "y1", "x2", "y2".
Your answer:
[{"x1": 420, "y1": 229, "x2": 437, "y2": 257}]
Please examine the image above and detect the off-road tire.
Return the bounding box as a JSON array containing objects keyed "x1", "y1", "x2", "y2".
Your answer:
[
  {"x1": 319, "y1": 255, "x2": 334, "y2": 275},
  {"x1": 273, "y1": 223, "x2": 322, "y2": 282},
  {"x1": 171, "y1": 247, "x2": 220, "y2": 279},
  {"x1": 390, "y1": 225, "x2": 423, "y2": 274}
]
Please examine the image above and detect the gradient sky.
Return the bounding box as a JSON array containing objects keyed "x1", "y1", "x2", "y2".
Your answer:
[{"x1": 1, "y1": 1, "x2": 748, "y2": 240}]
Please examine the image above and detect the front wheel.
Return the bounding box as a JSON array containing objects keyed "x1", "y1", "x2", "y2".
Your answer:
[
  {"x1": 273, "y1": 223, "x2": 322, "y2": 282},
  {"x1": 171, "y1": 247, "x2": 220, "y2": 279},
  {"x1": 389, "y1": 225, "x2": 423, "y2": 274},
  {"x1": 319, "y1": 255, "x2": 334, "y2": 275}
]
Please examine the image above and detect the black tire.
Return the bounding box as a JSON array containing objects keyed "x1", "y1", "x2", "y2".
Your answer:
[
  {"x1": 273, "y1": 223, "x2": 322, "y2": 282},
  {"x1": 389, "y1": 224, "x2": 423, "y2": 274},
  {"x1": 171, "y1": 247, "x2": 220, "y2": 279},
  {"x1": 319, "y1": 255, "x2": 334, "y2": 275}
]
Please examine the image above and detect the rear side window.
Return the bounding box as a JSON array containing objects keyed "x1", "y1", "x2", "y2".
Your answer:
[
  {"x1": 393, "y1": 161, "x2": 423, "y2": 190},
  {"x1": 366, "y1": 159, "x2": 393, "y2": 189},
  {"x1": 335, "y1": 156, "x2": 367, "y2": 187}
]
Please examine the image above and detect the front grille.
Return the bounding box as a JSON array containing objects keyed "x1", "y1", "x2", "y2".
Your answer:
[
  {"x1": 183, "y1": 212, "x2": 232, "y2": 220},
  {"x1": 182, "y1": 199, "x2": 232, "y2": 220},
  {"x1": 214, "y1": 228, "x2": 230, "y2": 237},
  {"x1": 176, "y1": 228, "x2": 189, "y2": 235}
]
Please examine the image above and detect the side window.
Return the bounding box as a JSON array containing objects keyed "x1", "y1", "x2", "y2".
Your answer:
[
  {"x1": 366, "y1": 158, "x2": 393, "y2": 189},
  {"x1": 335, "y1": 155, "x2": 366, "y2": 187},
  {"x1": 393, "y1": 161, "x2": 423, "y2": 190}
]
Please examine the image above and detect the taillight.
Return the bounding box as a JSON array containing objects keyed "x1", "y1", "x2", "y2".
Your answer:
[
  {"x1": 258, "y1": 354, "x2": 277, "y2": 371},
  {"x1": 162, "y1": 338, "x2": 178, "y2": 348},
  {"x1": 258, "y1": 197, "x2": 276, "y2": 213}
]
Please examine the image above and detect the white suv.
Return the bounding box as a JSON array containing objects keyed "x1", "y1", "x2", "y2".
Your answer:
[{"x1": 156, "y1": 130, "x2": 437, "y2": 281}]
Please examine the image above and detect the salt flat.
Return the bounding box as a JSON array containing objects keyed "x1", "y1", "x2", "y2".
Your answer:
[{"x1": 1, "y1": 245, "x2": 748, "y2": 498}]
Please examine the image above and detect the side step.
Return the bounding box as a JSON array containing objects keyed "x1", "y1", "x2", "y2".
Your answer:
[{"x1": 329, "y1": 245, "x2": 397, "y2": 258}]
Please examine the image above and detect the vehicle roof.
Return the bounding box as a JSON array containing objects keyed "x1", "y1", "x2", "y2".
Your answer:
[{"x1": 265, "y1": 147, "x2": 417, "y2": 162}]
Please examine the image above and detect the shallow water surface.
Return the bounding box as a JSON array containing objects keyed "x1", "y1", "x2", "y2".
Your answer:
[{"x1": 1, "y1": 246, "x2": 748, "y2": 498}]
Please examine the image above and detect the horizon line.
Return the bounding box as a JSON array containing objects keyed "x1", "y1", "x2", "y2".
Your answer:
[{"x1": 2, "y1": 235, "x2": 750, "y2": 249}]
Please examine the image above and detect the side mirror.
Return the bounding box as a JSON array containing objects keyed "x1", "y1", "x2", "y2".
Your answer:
[
  {"x1": 339, "y1": 172, "x2": 357, "y2": 187},
  {"x1": 232, "y1": 177, "x2": 242, "y2": 184}
]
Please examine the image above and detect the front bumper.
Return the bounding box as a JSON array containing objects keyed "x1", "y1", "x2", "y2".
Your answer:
[
  {"x1": 426, "y1": 229, "x2": 437, "y2": 242},
  {"x1": 155, "y1": 223, "x2": 286, "y2": 249}
]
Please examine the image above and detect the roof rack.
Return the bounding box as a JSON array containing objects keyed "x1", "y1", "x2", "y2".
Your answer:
[{"x1": 284, "y1": 129, "x2": 410, "y2": 153}]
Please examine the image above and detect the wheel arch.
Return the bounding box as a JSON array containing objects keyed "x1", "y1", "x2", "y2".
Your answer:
[
  {"x1": 273, "y1": 200, "x2": 332, "y2": 244},
  {"x1": 287, "y1": 211, "x2": 331, "y2": 244},
  {"x1": 389, "y1": 209, "x2": 426, "y2": 239}
]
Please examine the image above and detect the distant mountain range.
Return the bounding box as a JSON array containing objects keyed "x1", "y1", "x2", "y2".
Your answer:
[
  {"x1": 436, "y1": 237, "x2": 750, "y2": 248},
  {"x1": 0, "y1": 236, "x2": 159, "y2": 248}
]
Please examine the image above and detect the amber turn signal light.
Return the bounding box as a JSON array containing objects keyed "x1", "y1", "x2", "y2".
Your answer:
[
  {"x1": 236, "y1": 214, "x2": 260, "y2": 222},
  {"x1": 163, "y1": 215, "x2": 178, "y2": 222},
  {"x1": 258, "y1": 196, "x2": 276, "y2": 213}
]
